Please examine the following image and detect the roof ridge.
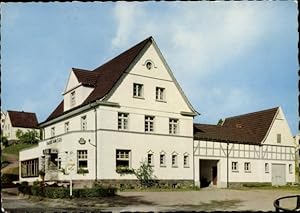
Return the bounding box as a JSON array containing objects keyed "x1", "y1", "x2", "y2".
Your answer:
[
  {"x1": 225, "y1": 106, "x2": 279, "y2": 120},
  {"x1": 44, "y1": 36, "x2": 153, "y2": 123},
  {"x1": 7, "y1": 110, "x2": 36, "y2": 114},
  {"x1": 93, "y1": 36, "x2": 152, "y2": 73}
]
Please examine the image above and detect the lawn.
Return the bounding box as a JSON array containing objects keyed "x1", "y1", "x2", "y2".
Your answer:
[
  {"x1": 237, "y1": 184, "x2": 300, "y2": 192},
  {"x1": 2, "y1": 143, "x2": 37, "y2": 157}
]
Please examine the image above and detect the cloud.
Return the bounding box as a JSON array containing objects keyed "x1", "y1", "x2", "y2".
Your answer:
[
  {"x1": 111, "y1": 2, "x2": 143, "y2": 49},
  {"x1": 111, "y1": 2, "x2": 272, "y2": 80},
  {"x1": 110, "y1": 2, "x2": 278, "y2": 124}
]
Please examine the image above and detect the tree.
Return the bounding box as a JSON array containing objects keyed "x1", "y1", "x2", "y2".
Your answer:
[
  {"x1": 16, "y1": 129, "x2": 39, "y2": 144},
  {"x1": 217, "y1": 119, "x2": 224, "y2": 126},
  {"x1": 0, "y1": 134, "x2": 8, "y2": 147},
  {"x1": 134, "y1": 160, "x2": 157, "y2": 188}
]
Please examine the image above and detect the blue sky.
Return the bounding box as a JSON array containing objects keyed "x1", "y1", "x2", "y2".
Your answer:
[{"x1": 1, "y1": 2, "x2": 298, "y2": 135}]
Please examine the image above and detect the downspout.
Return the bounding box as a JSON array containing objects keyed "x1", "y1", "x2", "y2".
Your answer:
[
  {"x1": 94, "y1": 107, "x2": 98, "y2": 182},
  {"x1": 193, "y1": 140, "x2": 195, "y2": 186},
  {"x1": 227, "y1": 141, "x2": 229, "y2": 188}
]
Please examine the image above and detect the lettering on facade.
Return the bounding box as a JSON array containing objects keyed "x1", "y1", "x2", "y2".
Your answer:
[{"x1": 46, "y1": 137, "x2": 62, "y2": 145}]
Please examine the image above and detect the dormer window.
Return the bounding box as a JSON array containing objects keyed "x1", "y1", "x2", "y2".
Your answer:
[{"x1": 70, "y1": 91, "x2": 76, "y2": 107}]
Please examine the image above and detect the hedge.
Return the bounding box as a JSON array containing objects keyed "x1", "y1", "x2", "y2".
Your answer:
[
  {"x1": 1, "y1": 173, "x2": 19, "y2": 184},
  {"x1": 18, "y1": 181, "x2": 116, "y2": 198}
]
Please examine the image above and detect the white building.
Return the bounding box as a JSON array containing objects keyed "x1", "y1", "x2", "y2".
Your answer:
[
  {"x1": 19, "y1": 37, "x2": 198, "y2": 187},
  {"x1": 294, "y1": 133, "x2": 300, "y2": 183},
  {"x1": 1, "y1": 111, "x2": 6, "y2": 131},
  {"x1": 3, "y1": 110, "x2": 39, "y2": 141},
  {"x1": 19, "y1": 37, "x2": 296, "y2": 188},
  {"x1": 194, "y1": 107, "x2": 296, "y2": 187}
]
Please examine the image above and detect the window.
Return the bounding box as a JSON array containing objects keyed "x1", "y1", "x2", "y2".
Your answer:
[
  {"x1": 156, "y1": 87, "x2": 165, "y2": 101},
  {"x1": 21, "y1": 158, "x2": 39, "y2": 178},
  {"x1": 64, "y1": 122, "x2": 69, "y2": 133},
  {"x1": 77, "y1": 150, "x2": 88, "y2": 172},
  {"x1": 116, "y1": 150, "x2": 131, "y2": 168},
  {"x1": 51, "y1": 127, "x2": 55, "y2": 137},
  {"x1": 183, "y1": 154, "x2": 189, "y2": 168},
  {"x1": 169, "y1": 118, "x2": 179, "y2": 134},
  {"x1": 81, "y1": 116, "x2": 87, "y2": 131},
  {"x1": 265, "y1": 163, "x2": 269, "y2": 173},
  {"x1": 160, "y1": 152, "x2": 166, "y2": 167},
  {"x1": 146, "y1": 61, "x2": 153, "y2": 70},
  {"x1": 118, "y1": 113, "x2": 128, "y2": 130},
  {"x1": 289, "y1": 164, "x2": 293, "y2": 174},
  {"x1": 277, "y1": 134, "x2": 281, "y2": 143},
  {"x1": 147, "y1": 153, "x2": 154, "y2": 166},
  {"x1": 70, "y1": 91, "x2": 76, "y2": 107},
  {"x1": 172, "y1": 153, "x2": 178, "y2": 168},
  {"x1": 133, "y1": 83, "x2": 143, "y2": 98},
  {"x1": 232, "y1": 162, "x2": 238, "y2": 172},
  {"x1": 145, "y1": 116, "x2": 154, "y2": 132},
  {"x1": 244, "y1": 162, "x2": 251, "y2": 172}
]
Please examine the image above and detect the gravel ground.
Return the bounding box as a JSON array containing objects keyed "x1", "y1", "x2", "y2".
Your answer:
[{"x1": 2, "y1": 187, "x2": 299, "y2": 212}]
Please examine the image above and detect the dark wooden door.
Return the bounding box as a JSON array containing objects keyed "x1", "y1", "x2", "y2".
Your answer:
[{"x1": 212, "y1": 166, "x2": 217, "y2": 185}]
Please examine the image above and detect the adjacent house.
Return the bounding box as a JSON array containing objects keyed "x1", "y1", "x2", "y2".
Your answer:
[
  {"x1": 194, "y1": 107, "x2": 296, "y2": 187},
  {"x1": 294, "y1": 133, "x2": 300, "y2": 183},
  {"x1": 1, "y1": 111, "x2": 6, "y2": 131},
  {"x1": 19, "y1": 36, "x2": 296, "y2": 188},
  {"x1": 3, "y1": 110, "x2": 39, "y2": 141}
]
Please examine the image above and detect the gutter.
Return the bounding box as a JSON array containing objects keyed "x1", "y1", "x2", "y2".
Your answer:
[{"x1": 39, "y1": 101, "x2": 120, "y2": 127}]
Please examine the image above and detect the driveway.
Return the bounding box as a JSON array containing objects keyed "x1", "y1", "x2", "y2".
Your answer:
[{"x1": 2, "y1": 187, "x2": 299, "y2": 212}]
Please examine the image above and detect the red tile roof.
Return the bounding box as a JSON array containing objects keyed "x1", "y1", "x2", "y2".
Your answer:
[
  {"x1": 45, "y1": 37, "x2": 152, "y2": 122},
  {"x1": 7, "y1": 110, "x2": 39, "y2": 128},
  {"x1": 194, "y1": 107, "x2": 279, "y2": 145}
]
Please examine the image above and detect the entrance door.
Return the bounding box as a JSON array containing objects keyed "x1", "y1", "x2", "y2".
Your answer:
[
  {"x1": 212, "y1": 166, "x2": 217, "y2": 185},
  {"x1": 272, "y1": 164, "x2": 286, "y2": 186}
]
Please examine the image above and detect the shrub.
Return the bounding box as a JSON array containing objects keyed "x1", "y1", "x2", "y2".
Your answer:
[
  {"x1": 1, "y1": 174, "x2": 19, "y2": 184},
  {"x1": 44, "y1": 187, "x2": 69, "y2": 199},
  {"x1": 17, "y1": 182, "x2": 116, "y2": 198},
  {"x1": 18, "y1": 181, "x2": 32, "y2": 195},
  {"x1": 134, "y1": 160, "x2": 157, "y2": 188},
  {"x1": 31, "y1": 181, "x2": 44, "y2": 197}
]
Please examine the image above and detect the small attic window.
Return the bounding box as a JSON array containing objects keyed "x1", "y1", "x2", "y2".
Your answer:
[
  {"x1": 145, "y1": 59, "x2": 155, "y2": 70},
  {"x1": 146, "y1": 61, "x2": 153, "y2": 70}
]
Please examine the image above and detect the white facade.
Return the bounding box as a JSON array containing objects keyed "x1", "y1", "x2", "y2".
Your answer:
[
  {"x1": 294, "y1": 133, "x2": 300, "y2": 183},
  {"x1": 1, "y1": 111, "x2": 6, "y2": 131},
  {"x1": 19, "y1": 38, "x2": 195, "y2": 185}
]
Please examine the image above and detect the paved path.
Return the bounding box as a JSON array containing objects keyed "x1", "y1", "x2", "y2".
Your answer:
[
  {"x1": 1, "y1": 153, "x2": 18, "y2": 173},
  {"x1": 2, "y1": 187, "x2": 299, "y2": 212}
]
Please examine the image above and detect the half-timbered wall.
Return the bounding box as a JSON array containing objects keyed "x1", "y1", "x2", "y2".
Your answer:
[{"x1": 194, "y1": 140, "x2": 296, "y2": 187}]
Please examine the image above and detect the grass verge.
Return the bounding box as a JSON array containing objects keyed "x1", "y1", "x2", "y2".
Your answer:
[{"x1": 2, "y1": 143, "x2": 37, "y2": 157}]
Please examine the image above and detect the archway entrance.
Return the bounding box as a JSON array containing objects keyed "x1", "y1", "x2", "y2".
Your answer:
[{"x1": 200, "y1": 159, "x2": 219, "y2": 188}]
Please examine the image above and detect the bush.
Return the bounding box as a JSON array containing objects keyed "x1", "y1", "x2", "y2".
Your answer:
[
  {"x1": 18, "y1": 182, "x2": 117, "y2": 199},
  {"x1": 1, "y1": 174, "x2": 19, "y2": 184},
  {"x1": 18, "y1": 181, "x2": 32, "y2": 195},
  {"x1": 134, "y1": 160, "x2": 156, "y2": 188},
  {"x1": 44, "y1": 187, "x2": 69, "y2": 199}
]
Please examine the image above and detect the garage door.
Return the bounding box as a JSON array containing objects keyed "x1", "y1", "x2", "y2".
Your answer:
[{"x1": 272, "y1": 164, "x2": 286, "y2": 186}]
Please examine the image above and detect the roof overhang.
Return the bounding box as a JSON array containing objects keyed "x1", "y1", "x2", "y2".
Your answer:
[{"x1": 39, "y1": 101, "x2": 120, "y2": 127}]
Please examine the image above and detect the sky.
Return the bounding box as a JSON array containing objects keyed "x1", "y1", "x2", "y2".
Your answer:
[{"x1": 1, "y1": 2, "x2": 298, "y2": 135}]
